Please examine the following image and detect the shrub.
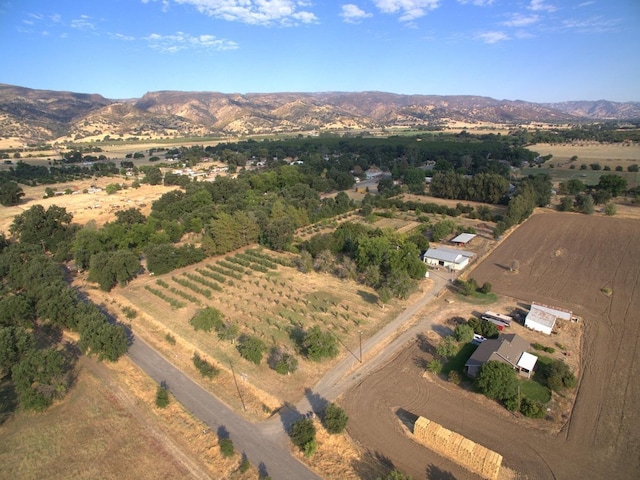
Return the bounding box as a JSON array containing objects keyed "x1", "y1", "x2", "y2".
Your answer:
[
  {"x1": 323, "y1": 403, "x2": 349, "y2": 434},
  {"x1": 531, "y1": 342, "x2": 555, "y2": 354},
  {"x1": 427, "y1": 359, "x2": 442, "y2": 374},
  {"x1": 219, "y1": 437, "x2": 235, "y2": 458},
  {"x1": 538, "y1": 359, "x2": 576, "y2": 392},
  {"x1": 448, "y1": 370, "x2": 461, "y2": 385},
  {"x1": 192, "y1": 352, "x2": 220, "y2": 379},
  {"x1": 479, "y1": 282, "x2": 492, "y2": 294},
  {"x1": 165, "y1": 333, "x2": 176, "y2": 345},
  {"x1": 155, "y1": 384, "x2": 170, "y2": 408},
  {"x1": 269, "y1": 348, "x2": 299, "y2": 375},
  {"x1": 239, "y1": 454, "x2": 250, "y2": 473},
  {"x1": 520, "y1": 398, "x2": 546, "y2": 418}
]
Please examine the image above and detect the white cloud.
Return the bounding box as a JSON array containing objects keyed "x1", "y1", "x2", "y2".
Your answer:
[
  {"x1": 146, "y1": 0, "x2": 318, "y2": 26},
  {"x1": 50, "y1": 14, "x2": 62, "y2": 23},
  {"x1": 71, "y1": 15, "x2": 95, "y2": 30},
  {"x1": 476, "y1": 31, "x2": 509, "y2": 43},
  {"x1": 340, "y1": 4, "x2": 372, "y2": 23},
  {"x1": 457, "y1": 0, "x2": 494, "y2": 6},
  {"x1": 111, "y1": 32, "x2": 136, "y2": 41},
  {"x1": 374, "y1": 0, "x2": 440, "y2": 22},
  {"x1": 145, "y1": 31, "x2": 239, "y2": 52},
  {"x1": 562, "y1": 16, "x2": 619, "y2": 33},
  {"x1": 528, "y1": 0, "x2": 557, "y2": 13},
  {"x1": 501, "y1": 13, "x2": 539, "y2": 27}
]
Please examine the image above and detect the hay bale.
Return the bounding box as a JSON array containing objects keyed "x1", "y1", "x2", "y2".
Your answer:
[{"x1": 411, "y1": 416, "x2": 503, "y2": 480}]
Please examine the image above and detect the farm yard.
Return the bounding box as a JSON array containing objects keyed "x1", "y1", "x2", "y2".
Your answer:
[{"x1": 343, "y1": 211, "x2": 640, "y2": 480}]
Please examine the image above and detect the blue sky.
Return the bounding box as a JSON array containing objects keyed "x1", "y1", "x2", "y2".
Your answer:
[{"x1": 1, "y1": 0, "x2": 638, "y2": 102}]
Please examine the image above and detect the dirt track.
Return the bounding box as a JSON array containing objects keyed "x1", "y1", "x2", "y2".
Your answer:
[{"x1": 344, "y1": 212, "x2": 640, "y2": 480}]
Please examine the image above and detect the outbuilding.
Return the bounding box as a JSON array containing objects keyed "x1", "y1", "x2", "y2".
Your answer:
[
  {"x1": 451, "y1": 233, "x2": 477, "y2": 245},
  {"x1": 524, "y1": 302, "x2": 572, "y2": 335},
  {"x1": 421, "y1": 247, "x2": 474, "y2": 271}
]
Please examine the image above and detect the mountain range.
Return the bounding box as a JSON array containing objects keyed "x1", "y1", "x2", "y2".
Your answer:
[{"x1": 1, "y1": 83, "x2": 639, "y2": 145}]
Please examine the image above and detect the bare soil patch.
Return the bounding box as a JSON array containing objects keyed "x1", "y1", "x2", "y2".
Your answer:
[{"x1": 343, "y1": 212, "x2": 640, "y2": 480}]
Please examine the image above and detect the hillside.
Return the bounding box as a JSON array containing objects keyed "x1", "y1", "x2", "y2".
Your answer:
[{"x1": 1, "y1": 84, "x2": 639, "y2": 145}]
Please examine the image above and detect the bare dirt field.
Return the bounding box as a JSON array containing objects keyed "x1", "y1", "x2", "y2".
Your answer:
[{"x1": 343, "y1": 212, "x2": 640, "y2": 480}]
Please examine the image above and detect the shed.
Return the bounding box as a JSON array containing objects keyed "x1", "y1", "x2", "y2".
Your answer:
[
  {"x1": 421, "y1": 247, "x2": 474, "y2": 271},
  {"x1": 451, "y1": 233, "x2": 477, "y2": 245},
  {"x1": 525, "y1": 302, "x2": 572, "y2": 335}
]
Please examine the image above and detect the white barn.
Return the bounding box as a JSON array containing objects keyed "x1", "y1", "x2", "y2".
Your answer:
[
  {"x1": 422, "y1": 247, "x2": 474, "y2": 271},
  {"x1": 525, "y1": 302, "x2": 572, "y2": 335}
]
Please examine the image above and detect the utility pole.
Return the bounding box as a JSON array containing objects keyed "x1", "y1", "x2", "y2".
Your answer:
[{"x1": 229, "y1": 362, "x2": 246, "y2": 411}]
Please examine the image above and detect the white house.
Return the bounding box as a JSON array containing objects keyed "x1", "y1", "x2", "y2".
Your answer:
[
  {"x1": 524, "y1": 302, "x2": 572, "y2": 335},
  {"x1": 421, "y1": 247, "x2": 474, "y2": 271}
]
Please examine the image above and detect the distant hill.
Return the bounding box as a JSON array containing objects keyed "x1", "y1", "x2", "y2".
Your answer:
[{"x1": 1, "y1": 84, "x2": 639, "y2": 144}]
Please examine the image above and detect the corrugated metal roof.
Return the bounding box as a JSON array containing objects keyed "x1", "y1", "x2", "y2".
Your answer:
[
  {"x1": 451, "y1": 233, "x2": 477, "y2": 244},
  {"x1": 526, "y1": 307, "x2": 557, "y2": 328},
  {"x1": 423, "y1": 247, "x2": 474, "y2": 264}
]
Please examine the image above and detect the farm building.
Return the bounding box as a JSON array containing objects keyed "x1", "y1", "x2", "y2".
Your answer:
[
  {"x1": 451, "y1": 233, "x2": 477, "y2": 245},
  {"x1": 421, "y1": 247, "x2": 474, "y2": 271},
  {"x1": 465, "y1": 333, "x2": 537, "y2": 378},
  {"x1": 525, "y1": 302, "x2": 572, "y2": 335}
]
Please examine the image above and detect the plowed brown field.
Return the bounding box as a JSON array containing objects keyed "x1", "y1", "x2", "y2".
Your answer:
[{"x1": 344, "y1": 212, "x2": 640, "y2": 480}]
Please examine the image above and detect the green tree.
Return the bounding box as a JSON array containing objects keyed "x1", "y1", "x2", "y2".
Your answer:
[
  {"x1": 323, "y1": 402, "x2": 349, "y2": 434},
  {"x1": 0, "y1": 181, "x2": 25, "y2": 206},
  {"x1": 436, "y1": 336, "x2": 457, "y2": 358},
  {"x1": 558, "y1": 196, "x2": 574, "y2": 212},
  {"x1": 190, "y1": 307, "x2": 224, "y2": 332},
  {"x1": 237, "y1": 335, "x2": 267, "y2": 365},
  {"x1": 576, "y1": 194, "x2": 595, "y2": 214},
  {"x1": 454, "y1": 324, "x2": 474, "y2": 343},
  {"x1": 11, "y1": 347, "x2": 70, "y2": 411},
  {"x1": 302, "y1": 326, "x2": 339, "y2": 362},
  {"x1": 9, "y1": 204, "x2": 75, "y2": 253},
  {"x1": 475, "y1": 361, "x2": 518, "y2": 407},
  {"x1": 289, "y1": 417, "x2": 316, "y2": 452},
  {"x1": 597, "y1": 174, "x2": 627, "y2": 197}
]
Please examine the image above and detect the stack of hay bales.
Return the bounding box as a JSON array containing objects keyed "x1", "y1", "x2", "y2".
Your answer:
[{"x1": 413, "y1": 416, "x2": 502, "y2": 480}]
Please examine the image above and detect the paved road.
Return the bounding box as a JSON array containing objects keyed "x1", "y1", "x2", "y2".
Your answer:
[
  {"x1": 128, "y1": 336, "x2": 322, "y2": 480},
  {"x1": 126, "y1": 271, "x2": 451, "y2": 479}
]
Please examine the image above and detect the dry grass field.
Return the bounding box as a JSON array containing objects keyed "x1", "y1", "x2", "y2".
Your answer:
[
  {"x1": 0, "y1": 354, "x2": 257, "y2": 480},
  {"x1": 344, "y1": 211, "x2": 640, "y2": 480}
]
